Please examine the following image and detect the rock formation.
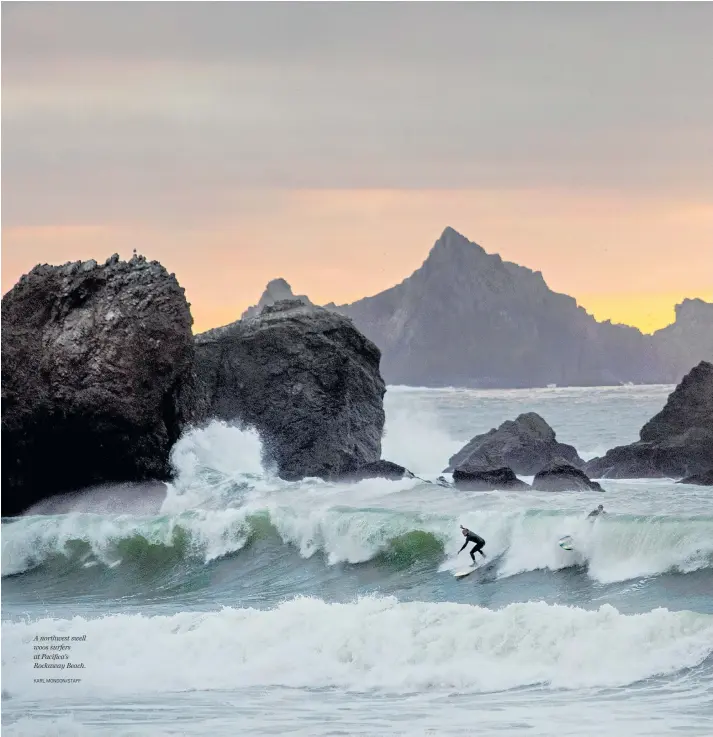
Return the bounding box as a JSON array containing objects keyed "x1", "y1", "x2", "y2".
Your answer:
[
  {"x1": 452, "y1": 467, "x2": 529, "y2": 491},
  {"x1": 331, "y1": 227, "x2": 668, "y2": 388},
  {"x1": 241, "y1": 278, "x2": 312, "y2": 320},
  {"x1": 331, "y1": 460, "x2": 413, "y2": 483},
  {"x1": 585, "y1": 361, "x2": 713, "y2": 478},
  {"x1": 677, "y1": 470, "x2": 713, "y2": 486},
  {"x1": 1, "y1": 254, "x2": 198, "y2": 516},
  {"x1": 531, "y1": 464, "x2": 604, "y2": 492},
  {"x1": 194, "y1": 300, "x2": 386, "y2": 480},
  {"x1": 653, "y1": 299, "x2": 713, "y2": 383},
  {"x1": 446, "y1": 412, "x2": 583, "y2": 475}
]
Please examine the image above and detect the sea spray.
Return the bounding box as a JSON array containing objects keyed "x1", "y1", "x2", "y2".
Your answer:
[
  {"x1": 381, "y1": 399, "x2": 463, "y2": 476},
  {"x1": 164, "y1": 421, "x2": 268, "y2": 512}
]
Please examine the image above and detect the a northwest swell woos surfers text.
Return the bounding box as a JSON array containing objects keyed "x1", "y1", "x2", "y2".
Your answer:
[{"x1": 32, "y1": 634, "x2": 87, "y2": 684}]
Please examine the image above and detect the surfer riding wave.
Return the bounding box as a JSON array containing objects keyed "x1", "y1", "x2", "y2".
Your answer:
[{"x1": 459, "y1": 525, "x2": 486, "y2": 563}]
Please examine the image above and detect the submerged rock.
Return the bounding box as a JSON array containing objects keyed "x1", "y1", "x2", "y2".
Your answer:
[
  {"x1": 585, "y1": 361, "x2": 713, "y2": 478},
  {"x1": 331, "y1": 460, "x2": 413, "y2": 483},
  {"x1": 1, "y1": 254, "x2": 198, "y2": 515},
  {"x1": 446, "y1": 412, "x2": 583, "y2": 475},
  {"x1": 452, "y1": 467, "x2": 529, "y2": 491},
  {"x1": 532, "y1": 464, "x2": 604, "y2": 492},
  {"x1": 194, "y1": 300, "x2": 385, "y2": 480}
]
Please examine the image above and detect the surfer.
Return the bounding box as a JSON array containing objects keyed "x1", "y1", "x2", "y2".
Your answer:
[
  {"x1": 587, "y1": 504, "x2": 605, "y2": 518},
  {"x1": 458, "y1": 525, "x2": 486, "y2": 563}
]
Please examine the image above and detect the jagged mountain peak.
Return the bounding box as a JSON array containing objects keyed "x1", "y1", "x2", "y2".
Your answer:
[
  {"x1": 417, "y1": 227, "x2": 548, "y2": 286},
  {"x1": 331, "y1": 227, "x2": 669, "y2": 388},
  {"x1": 427, "y1": 226, "x2": 488, "y2": 261}
]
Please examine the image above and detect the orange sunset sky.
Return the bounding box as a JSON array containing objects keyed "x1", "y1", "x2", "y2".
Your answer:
[{"x1": 2, "y1": 4, "x2": 711, "y2": 334}]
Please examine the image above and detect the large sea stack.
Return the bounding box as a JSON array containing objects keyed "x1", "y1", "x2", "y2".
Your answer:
[
  {"x1": 1, "y1": 254, "x2": 199, "y2": 515},
  {"x1": 585, "y1": 361, "x2": 713, "y2": 479},
  {"x1": 194, "y1": 300, "x2": 386, "y2": 480}
]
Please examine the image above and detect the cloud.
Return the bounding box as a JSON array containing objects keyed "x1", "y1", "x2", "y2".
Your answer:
[{"x1": 2, "y1": 3, "x2": 712, "y2": 228}]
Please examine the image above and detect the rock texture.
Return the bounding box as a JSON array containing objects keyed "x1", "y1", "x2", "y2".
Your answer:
[
  {"x1": 452, "y1": 467, "x2": 529, "y2": 491},
  {"x1": 242, "y1": 278, "x2": 312, "y2": 320},
  {"x1": 446, "y1": 412, "x2": 583, "y2": 475},
  {"x1": 677, "y1": 470, "x2": 713, "y2": 486},
  {"x1": 532, "y1": 464, "x2": 604, "y2": 492},
  {"x1": 331, "y1": 227, "x2": 670, "y2": 388},
  {"x1": 1, "y1": 254, "x2": 198, "y2": 516},
  {"x1": 331, "y1": 460, "x2": 413, "y2": 483},
  {"x1": 585, "y1": 361, "x2": 713, "y2": 479},
  {"x1": 194, "y1": 300, "x2": 386, "y2": 480}
]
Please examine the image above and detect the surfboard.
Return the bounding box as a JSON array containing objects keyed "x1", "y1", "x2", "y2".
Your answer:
[
  {"x1": 454, "y1": 566, "x2": 477, "y2": 579},
  {"x1": 558, "y1": 534, "x2": 575, "y2": 551}
]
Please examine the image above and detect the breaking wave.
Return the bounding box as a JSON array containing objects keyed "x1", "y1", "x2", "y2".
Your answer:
[
  {"x1": 4, "y1": 504, "x2": 712, "y2": 585},
  {"x1": 3, "y1": 597, "x2": 712, "y2": 697}
]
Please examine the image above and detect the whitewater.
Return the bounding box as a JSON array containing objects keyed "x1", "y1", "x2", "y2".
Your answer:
[{"x1": 3, "y1": 384, "x2": 713, "y2": 736}]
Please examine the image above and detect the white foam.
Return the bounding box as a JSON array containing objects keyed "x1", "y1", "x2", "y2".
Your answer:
[
  {"x1": 163, "y1": 421, "x2": 268, "y2": 512},
  {"x1": 3, "y1": 598, "x2": 711, "y2": 698},
  {"x1": 170, "y1": 420, "x2": 265, "y2": 479},
  {"x1": 381, "y1": 402, "x2": 463, "y2": 475}
]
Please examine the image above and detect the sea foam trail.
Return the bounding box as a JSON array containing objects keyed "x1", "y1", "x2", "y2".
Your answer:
[{"x1": 3, "y1": 598, "x2": 712, "y2": 697}]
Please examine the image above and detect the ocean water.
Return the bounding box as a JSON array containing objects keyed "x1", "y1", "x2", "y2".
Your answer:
[{"x1": 3, "y1": 384, "x2": 713, "y2": 737}]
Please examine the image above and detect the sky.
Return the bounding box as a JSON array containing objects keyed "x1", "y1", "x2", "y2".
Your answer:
[{"x1": 2, "y1": 2, "x2": 711, "y2": 333}]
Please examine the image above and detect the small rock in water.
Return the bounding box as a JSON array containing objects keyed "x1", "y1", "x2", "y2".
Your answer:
[
  {"x1": 532, "y1": 464, "x2": 604, "y2": 492},
  {"x1": 446, "y1": 412, "x2": 583, "y2": 475},
  {"x1": 677, "y1": 469, "x2": 713, "y2": 486},
  {"x1": 452, "y1": 467, "x2": 529, "y2": 491}
]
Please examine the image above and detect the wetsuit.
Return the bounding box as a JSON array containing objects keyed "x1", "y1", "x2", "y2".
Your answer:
[{"x1": 459, "y1": 530, "x2": 486, "y2": 562}]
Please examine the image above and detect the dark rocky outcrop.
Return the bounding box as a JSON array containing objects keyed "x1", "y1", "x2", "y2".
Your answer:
[
  {"x1": 331, "y1": 226, "x2": 671, "y2": 388},
  {"x1": 446, "y1": 412, "x2": 583, "y2": 475},
  {"x1": 585, "y1": 361, "x2": 713, "y2": 479},
  {"x1": 452, "y1": 467, "x2": 529, "y2": 491},
  {"x1": 194, "y1": 300, "x2": 386, "y2": 481},
  {"x1": 532, "y1": 464, "x2": 604, "y2": 492},
  {"x1": 677, "y1": 470, "x2": 713, "y2": 486},
  {"x1": 640, "y1": 361, "x2": 713, "y2": 442},
  {"x1": 242, "y1": 278, "x2": 312, "y2": 320},
  {"x1": 1, "y1": 254, "x2": 198, "y2": 516},
  {"x1": 330, "y1": 460, "x2": 413, "y2": 483}
]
